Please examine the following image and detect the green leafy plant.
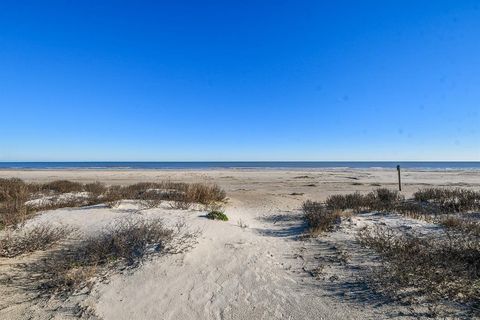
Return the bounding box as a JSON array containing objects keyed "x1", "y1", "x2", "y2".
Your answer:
[{"x1": 206, "y1": 210, "x2": 228, "y2": 221}]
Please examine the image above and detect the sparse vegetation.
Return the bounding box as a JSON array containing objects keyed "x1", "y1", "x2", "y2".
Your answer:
[
  {"x1": 302, "y1": 200, "x2": 341, "y2": 233},
  {"x1": 414, "y1": 188, "x2": 480, "y2": 213},
  {"x1": 0, "y1": 224, "x2": 72, "y2": 258},
  {"x1": 358, "y1": 225, "x2": 480, "y2": 312},
  {"x1": 6, "y1": 217, "x2": 197, "y2": 297},
  {"x1": 41, "y1": 180, "x2": 84, "y2": 194},
  {"x1": 319, "y1": 187, "x2": 479, "y2": 220},
  {"x1": 0, "y1": 178, "x2": 31, "y2": 228},
  {"x1": 325, "y1": 188, "x2": 403, "y2": 213},
  {"x1": 206, "y1": 210, "x2": 229, "y2": 221},
  {"x1": 440, "y1": 216, "x2": 480, "y2": 236},
  {"x1": 83, "y1": 182, "x2": 107, "y2": 197},
  {"x1": 237, "y1": 219, "x2": 248, "y2": 229},
  {"x1": 326, "y1": 192, "x2": 365, "y2": 212},
  {"x1": 0, "y1": 178, "x2": 227, "y2": 229},
  {"x1": 303, "y1": 187, "x2": 480, "y2": 316}
]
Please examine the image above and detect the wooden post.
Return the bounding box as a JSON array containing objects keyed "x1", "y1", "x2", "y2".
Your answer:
[{"x1": 397, "y1": 165, "x2": 402, "y2": 191}]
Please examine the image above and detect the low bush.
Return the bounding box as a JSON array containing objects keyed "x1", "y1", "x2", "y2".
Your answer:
[
  {"x1": 302, "y1": 200, "x2": 341, "y2": 233},
  {"x1": 0, "y1": 178, "x2": 227, "y2": 228},
  {"x1": 83, "y1": 182, "x2": 107, "y2": 197},
  {"x1": 325, "y1": 188, "x2": 402, "y2": 213},
  {"x1": 0, "y1": 178, "x2": 31, "y2": 228},
  {"x1": 440, "y1": 216, "x2": 480, "y2": 237},
  {"x1": 206, "y1": 210, "x2": 228, "y2": 221},
  {"x1": 186, "y1": 183, "x2": 226, "y2": 205},
  {"x1": 0, "y1": 224, "x2": 72, "y2": 258},
  {"x1": 358, "y1": 225, "x2": 480, "y2": 309},
  {"x1": 41, "y1": 180, "x2": 84, "y2": 194},
  {"x1": 322, "y1": 187, "x2": 478, "y2": 219},
  {"x1": 414, "y1": 188, "x2": 480, "y2": 213},
  {"x1": 326, "y1": 192, "x2": 365, "y2": 212},
  {"x1": 369, "y1": 188, "x2": 403, "y2": 211},
  {"x1": 13, "y1": 217, "x2": 196, "y2": 297}
]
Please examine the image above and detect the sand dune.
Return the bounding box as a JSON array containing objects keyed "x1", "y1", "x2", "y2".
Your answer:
[{"x1": 1, "y1": 169, "x2": 479, "y2": 319}]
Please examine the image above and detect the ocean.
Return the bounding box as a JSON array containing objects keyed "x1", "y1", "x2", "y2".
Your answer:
[{"x1": 0, "y1": 162, "x2": 479, "y2": 170}]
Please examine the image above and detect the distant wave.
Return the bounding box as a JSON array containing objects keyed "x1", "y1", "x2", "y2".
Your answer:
[{"x1": 0, "y1": 162, "x2": 479, "y2": 170}]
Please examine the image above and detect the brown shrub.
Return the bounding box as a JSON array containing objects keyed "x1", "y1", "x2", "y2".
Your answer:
[
  {"x1": 13, "y1": 217, "x2": 197, "y2": 297},
  {"x1": 302, "y1": 200, "x2": 341, "y2": 233},
  {"x1": 0, "y1": 224, "x2": 72, "y2": 258},
  {"x1": 325, "y1": 189, "x2": 402, "y2": 213},
  {"x1": 0, "y1": 178, "x2": 227, "y2": 230},
  {"x1": 0, "y1": 178, "x2": 31, "y2": 228},
  {"x1": 358, "y1": 225, "x2": 480, "y2": 310},
  {"x1": 186, "y1": 183, "x2": 226, "y2": 205},
  {"x1": 103, "y1": 185, "x2": 124, "y2": 208},
  {"x1": 41, "y1": 180, "x2": 84, "y2": 193},
  {"x1": 169, "y1": 196, "x2": 193, "y2": 210},
  {"x1": 138, "y1": 191, "x2": 163, "y2": 209},
  {"x1": 83, "y1": 182, "x2": 107, "y2": 197},
  {"x1": 414, "y1": 188, "x2": 480, "y2": 213},
  {"x1": 366, "y1": 188, "x2": 404, "y2": 211},
  {"x1": 326, "y1": 192, "x2": 365, "y2": 212},
  {"x1": 102, "y1": 182, "x2": 225, "y2": 210},
  {"x1": 440, "y1": 216, "x2": 480, "y2": 237}
]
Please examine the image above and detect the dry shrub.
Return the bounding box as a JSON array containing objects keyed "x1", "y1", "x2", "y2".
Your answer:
[
  {"x1": 440, "y1": 216, "x2": 480, "y2": 236},
  {"x1": 414, "y1": 188, "x2": 480, "y2": 213},
  {"x1": 103, "y1": 185, "x2": 124, "y2": 208},
  {"x1": 41, "y1": 180, "x2": 84, "y2": 194},
  {"x1": 368, "y1": 188, "x2": 404, "y2": 211},
  {"x1": 169, "y1": 196, "x2": 193, "y2": 210},
  {"x1": 103, "y1": 182, "x2": 226, "y2": 210},
  {"x1": 358, "y1": 225, "x2": 480, "y2": 310},
  {"x1": 0, "y1": 178, "x2": 32, "y2": 228},
  {"x1": 393, "y1": 200, "x2": 439, "y2": 219},
  {"x1": 326, "y1": 192, "x2": 365, "y2": 212},
  {"x1": 302, "y1": 200, "x2": 341, "y2": 233},
  {"x1": 0, "y1": 224, "x2": 72, "y2": 258},
  {"x1": 325, "y1": 189, "x2": 403, "y2": 213},
  {"x1": 186, "y1": 183, "x2": 226, "y2": 205},
  {"x1": 322, "y1": 188, "x2": 480, "y2": 219},
  {"x1": 138, "y1": 190, "x2": 167, "y2": 209},
  {"x1": 0, "y1": 178, "x2": 227, "y2": 230},
  {"x1": 83, "y1": 182, "x2": 106, "y2": 197},
  {"x1": 14, "y1": 217, "x2": 198, "y2": 297},
  {"x1": 139, "y1": 197, "x2": 162, "y2": 209},
  {"x1": 36, "y1": 197, "x2": 92, "y2": 211},
  {"x1": 203, "y1": 201, "x2": 225, "y2": 212},
  {"x1": 167, "y1": 183, "x2": 226, "y2": 210}
]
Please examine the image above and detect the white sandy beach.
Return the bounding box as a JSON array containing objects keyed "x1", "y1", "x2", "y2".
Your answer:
[{"x1": 0, "y1": 169, "x2": 479, "y2": 319}]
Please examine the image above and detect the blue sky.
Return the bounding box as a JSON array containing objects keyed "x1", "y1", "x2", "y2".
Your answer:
[{"x1": 0, "y1": 1, "x2": 479, "y2": 161}]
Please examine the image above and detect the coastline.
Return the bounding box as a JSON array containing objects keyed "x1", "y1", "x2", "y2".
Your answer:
[{"x1": 1, "y1": 168, "x2": 479, "y2": 197}]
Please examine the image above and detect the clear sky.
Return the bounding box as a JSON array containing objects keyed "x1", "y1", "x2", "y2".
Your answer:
[{"x1": 0, "y1": 1, "x2": 479, "y2": 161}]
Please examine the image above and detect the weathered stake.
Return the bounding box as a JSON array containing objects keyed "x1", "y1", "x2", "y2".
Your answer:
[{"x1": 397, "y1": 165, "x2": 402, "y2": 191}]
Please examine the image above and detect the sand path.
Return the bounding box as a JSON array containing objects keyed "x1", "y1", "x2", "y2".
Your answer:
[{"x1": 88, "y1": 198, "x2": 378, "y2": 319}]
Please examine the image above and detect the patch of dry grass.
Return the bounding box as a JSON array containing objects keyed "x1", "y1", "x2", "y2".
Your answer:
[
  {"x1": 0, "y1": 178, "x2": 227, "y2": 229},
  {"x1": 0, "y1": 178, "x2": 32, "y2": 228},
  {"x1": 302, "y1": 200, "x2": 342, "y2": 234},
  {"x1": 414, "y1": 188, "x2": 480, "y2": 213},
  {"x1": 440, "y1": 216, "x2": 480, "y2": 236},
  {"x1": 0, "y1": 224, "x2": 72, "y2": 258},
  {"x1": 320, "y1": 187, "x2": 479, "y2": 220},
  {"x1": 41, "y1": 180, "x2": 84, "y2": 194},
  {"x1": 358, "y1": 225, "x2": 480, "y2": 313},
  {"x1": 325, "y1": 188, "x2": 403, "y2": 213},
  {"x1": 7, "y1": 217, "x2": 198, "y2": 298}
]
